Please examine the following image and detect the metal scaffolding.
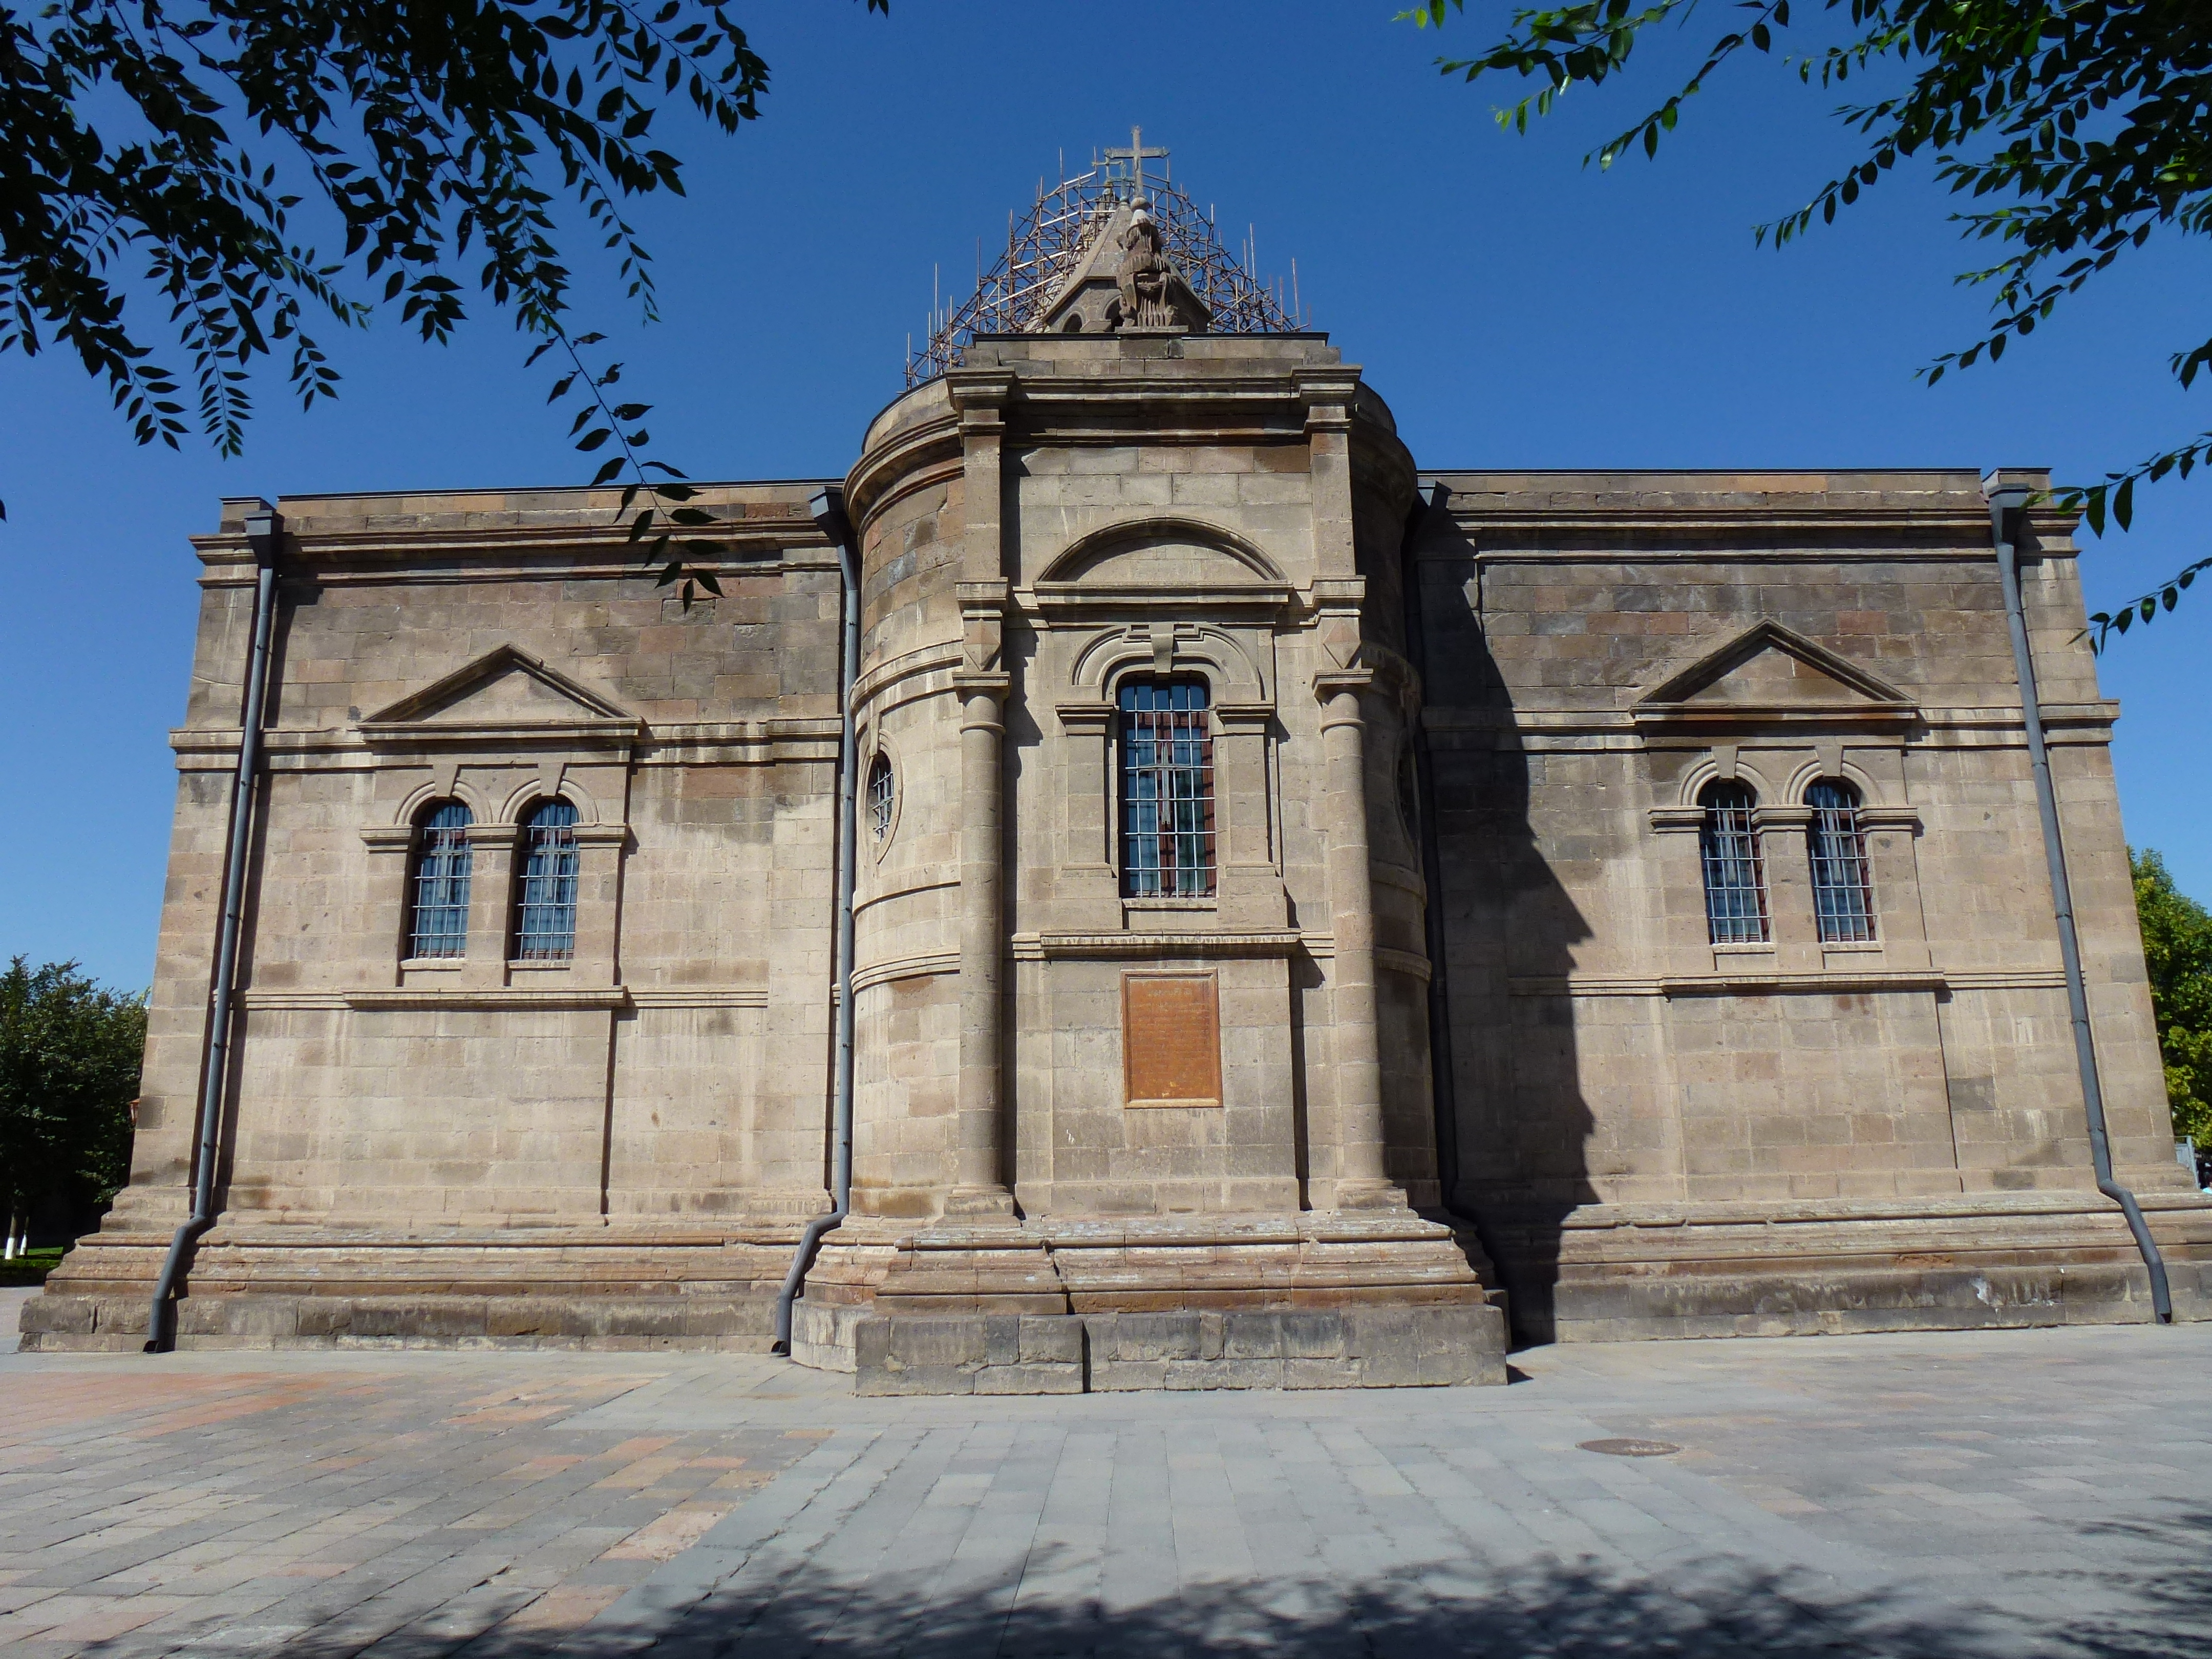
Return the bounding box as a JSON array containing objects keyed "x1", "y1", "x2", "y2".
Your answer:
[{"x1": 905, "y1": 134, "x2": 1303, "y2": 389}]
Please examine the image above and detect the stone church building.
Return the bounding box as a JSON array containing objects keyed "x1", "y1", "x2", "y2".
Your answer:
[{"x1": 25, "y1": 141, "x2": 2210, "y2": 1386}]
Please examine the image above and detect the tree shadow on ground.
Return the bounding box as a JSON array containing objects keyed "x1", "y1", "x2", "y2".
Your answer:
[{"x1": 237, "y1": 1545, "x2": 2212, "y2": 1659}]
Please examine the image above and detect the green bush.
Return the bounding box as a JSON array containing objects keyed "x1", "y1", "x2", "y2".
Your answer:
[
  {"x1": 2132, "y1": 849, "x2": 2212, "y2": 1150},
  {"x1": 0, "y1": 959, "x2": 145, "y2": 1241}
]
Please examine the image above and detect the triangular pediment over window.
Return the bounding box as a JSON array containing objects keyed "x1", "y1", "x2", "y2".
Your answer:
[
  {"x1": 1632, "y1": 621, "x2": 1916, "y2": 731},
  {"x1": 360, "y1": 646, "x2": 640, "y2": 747}
]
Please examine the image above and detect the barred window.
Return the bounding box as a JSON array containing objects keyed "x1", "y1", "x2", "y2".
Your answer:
[
  {"x1": 409, "y1": 800, "x2": 473, "y2": 959},
  {"x1": 1119, "y1": 679, "x2": 1215, "y2": 898},
  {"x1": 867, "y1": 752, "x2": 895, "y2": 843},
  {"x1": 1807, "y1": 779, "x2": 1877, "y2": 943},
  {"x1": 514, "y1": 799, "x2": 580, "y2": 961},
  {"x1": 1699, "y1": 781, "x2": 1769, "y2": 945}
]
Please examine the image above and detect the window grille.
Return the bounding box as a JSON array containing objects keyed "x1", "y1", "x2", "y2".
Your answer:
[
  {"x1": 409, "y1": 801, "x2": 474, "y2": 959},
  {"x1": 867, "y1": 752, "x2": 895, "y2": 843},
  {"x1": 1806, "y1": 779, "x2": 1877, "y2": 943},
  {"x1": 1119, "y1": 679, "x2": 1215, "y2": 898},
  {"x1": 1699, "y1": 781, "x2": 1769, "y2": 944},
  {"x1": 514, "y1": 799, "x2": 581, "y2": 961}
]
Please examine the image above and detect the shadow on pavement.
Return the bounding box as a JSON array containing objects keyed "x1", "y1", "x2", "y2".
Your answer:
[{"x1": 231, "y1": 1549, "x2": 2211, "y2": 1659}]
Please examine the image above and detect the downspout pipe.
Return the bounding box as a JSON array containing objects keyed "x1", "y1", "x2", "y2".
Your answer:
[
  {"x1": 1400, "y1": 480, "x2": 1464, "y2": 1212},
  {"x1": 773, "y1": 486, "x2": 860, "y2": 1353},
  {"x1": 1984, "y1": 473, "x2": 2172, "y2": 1324},
  {"x1": 147, "y1": 504, "x2": 283, "y2": 1353}
]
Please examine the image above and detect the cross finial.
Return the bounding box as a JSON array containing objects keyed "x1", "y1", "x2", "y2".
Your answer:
[{"x1": 1102, "y1": 124, "x2": 1168, "y2": 200}]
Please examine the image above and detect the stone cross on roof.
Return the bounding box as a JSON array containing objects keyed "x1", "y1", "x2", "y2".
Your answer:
[{"x1": 1102, "y1": 125, "x2": 1168, "y2": 199}]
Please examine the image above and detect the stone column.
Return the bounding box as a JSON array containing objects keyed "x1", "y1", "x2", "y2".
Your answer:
[
  {"x1": 1316, "y1": 670, "x2": 1401, "y2": 1209},
  {"x1": 951, "y1": 667, "x2": 1013, "y2": 1214}
]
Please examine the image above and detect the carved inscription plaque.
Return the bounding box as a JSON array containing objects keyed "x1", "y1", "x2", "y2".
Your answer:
[{"x1": 1122, "y1": 970, "x2": 1222, "y2": 1110}]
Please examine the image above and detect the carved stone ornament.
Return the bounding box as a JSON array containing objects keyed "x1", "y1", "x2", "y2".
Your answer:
[{"x1": 1112, "y1": 200, "x2": 1208, "y2": 333}]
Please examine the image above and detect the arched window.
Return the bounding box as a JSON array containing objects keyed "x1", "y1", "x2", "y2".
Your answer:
[
  {"x1": 409, "y1": 800, "x2": 473, "y2": 959},
  {"x1": 1119, "y1": 679, "x2": 1215, "y2": 898},
  {"x1": 867, "y1": 752, "x2": 895, "y2": 844},
  {"x1": 1806, "y1": 779, "x2": 1877, "y2": 942},
  {"x1": 1698, "y1": 781, "x2": 1769, "y2": 944},
  {"x1": 514, "y1": 798, "x2": 581, "y2": 961}
]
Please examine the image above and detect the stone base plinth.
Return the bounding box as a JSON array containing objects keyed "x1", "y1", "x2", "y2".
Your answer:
[
  {"x1": 1475, "y1": 1190, "x2": 2212, "y2": 1343},
  {"x1": 789, "y1": 1209, "x2": 1507, "y2": 1393},
  {"x1": 18, "y1": 1221, "x2": 804, "y2": 1351}
]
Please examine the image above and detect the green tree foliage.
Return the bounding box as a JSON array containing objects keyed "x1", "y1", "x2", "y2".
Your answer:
[
  {"x1": 1405, "y1": 0, "x2": 2212, "y2": 646},
  {"x1": 2132, "y1": 848, "x2": 2212, "y2": 1149},
  {"x1": 2, "y1": 0, "x2": 884, "y2": 594},
  {"x1": 0, "y1": 959, "x2": 145, "y2": 1227}
]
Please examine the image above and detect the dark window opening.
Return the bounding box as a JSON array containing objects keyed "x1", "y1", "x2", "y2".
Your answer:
[{"x1": 868, "y1": 752, "x2": 895, "y2": 843}]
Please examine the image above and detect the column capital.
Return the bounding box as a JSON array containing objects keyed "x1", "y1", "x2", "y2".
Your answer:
[
  {"x1": 1313, "y1": 669, "x2": 1375, "y2": 713},
  {"x1": 945, "y1": 369, "x2": 1017, "y2": 415}
]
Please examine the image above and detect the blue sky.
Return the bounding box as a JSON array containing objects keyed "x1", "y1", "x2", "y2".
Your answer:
[{"x1": 6, "y1": 0, "x2": 2209, "y2": 990}]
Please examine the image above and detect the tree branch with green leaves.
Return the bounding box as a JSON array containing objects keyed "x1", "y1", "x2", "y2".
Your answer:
[
  {"x1": 2, "y1": 0, "x2": 886, "y2": 595},
  {"x1": 1405, "y1": 0, "x2": 2212, "y2": 647}
]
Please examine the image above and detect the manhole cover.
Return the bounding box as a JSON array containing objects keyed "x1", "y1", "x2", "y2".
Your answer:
[{"x1": 1578, "y1": 1437, "x2": 1681, "y2": 1457}]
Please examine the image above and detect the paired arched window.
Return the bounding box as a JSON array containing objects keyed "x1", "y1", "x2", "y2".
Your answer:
[
  {"x1": 1119, "y1": 678, "x2": 1215, "y2": 898},
  {"x1": 1695, "y1": 777, "x2": 1878, "y2": 945},
  {"x1": 1806, "y1": 779, "x2": 1876, "y2": 942},
  {"x1": 409, "y1": 800, "x2": 474, "y2": 959},
  {"x1": 514, "y1": 798, "x2": 580, "y2": 961},
  {"x1": 1698, "y1": 781, "x2": 1768, "y2": 944}
]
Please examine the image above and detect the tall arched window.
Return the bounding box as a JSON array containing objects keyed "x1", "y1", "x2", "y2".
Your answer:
[
  {"x1": 1119, "y1": 679, "x2": 1215, "y2": 898},
  {"x1": 1806, "y1": 779, "x2": 1877, "y2": 942},
  {"x1": 409, "y1": 800, "x2": 474, "y2": 959},
  {"x1": 514, "y1": 798, "x2": 581, "y2": 961},
  {"x1": 1698, "y1": 781, "x2": 1769, "y2": 944}
]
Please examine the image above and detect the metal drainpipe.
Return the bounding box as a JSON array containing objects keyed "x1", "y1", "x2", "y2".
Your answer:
[
  {"x1": 772, "y1": 486, "x2": 860, "y2": 1354},
  {"x1": 147, "y1": 504, "x2": 284, "y2": 1353},
  {"x1": 1399, "y1": 481, "x2": 1464, "y2": 1210},
  {"x1": 1984, "y1": 473, "x2": 2172, "y2": 1323}
]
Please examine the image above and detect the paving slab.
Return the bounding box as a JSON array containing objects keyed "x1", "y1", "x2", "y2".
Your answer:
[{"x1": 0, "y1": 1324, "x2": 2206, "y2": 1655}]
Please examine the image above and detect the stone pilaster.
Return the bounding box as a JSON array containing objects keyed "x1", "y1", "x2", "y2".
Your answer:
[{"x1": 461, "y1": 823, "x2": 520, "y2": 988}]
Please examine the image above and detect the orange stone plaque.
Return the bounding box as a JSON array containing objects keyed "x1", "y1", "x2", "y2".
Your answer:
[{"x1": 1121, "y1": 971, "x2": 1222, "y2": 1109}]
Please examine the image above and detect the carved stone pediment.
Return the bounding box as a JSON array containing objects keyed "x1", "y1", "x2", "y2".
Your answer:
[
  {"x1": 1632, "y1": 621, "x2": 1916, "y2": 731},
  {"x1": 359, "y1": 645, "x2": 642, "y2": 749}
]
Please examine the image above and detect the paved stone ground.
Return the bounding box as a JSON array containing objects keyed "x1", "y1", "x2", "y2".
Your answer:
[{"x1": 1, "y1": 1306, "x2": 2207, "y2": 1657}]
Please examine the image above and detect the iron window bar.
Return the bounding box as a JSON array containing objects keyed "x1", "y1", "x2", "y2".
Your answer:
[
  {"x1": 1807, "y1": 780, "x2": 1878, "y2": 943},
  {"x1": 409, "y1": 801, "x2": 473, "y2": 959},
  {"x1": 514, "y1": 799, "x2": 580, "y2": 961},
  {"x1": 1699, "y1": 782, "x2": 1770, "y2": 945},
  {"x1": 1119, "y1": 680, "x2": 1216, "y2": 899}
]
